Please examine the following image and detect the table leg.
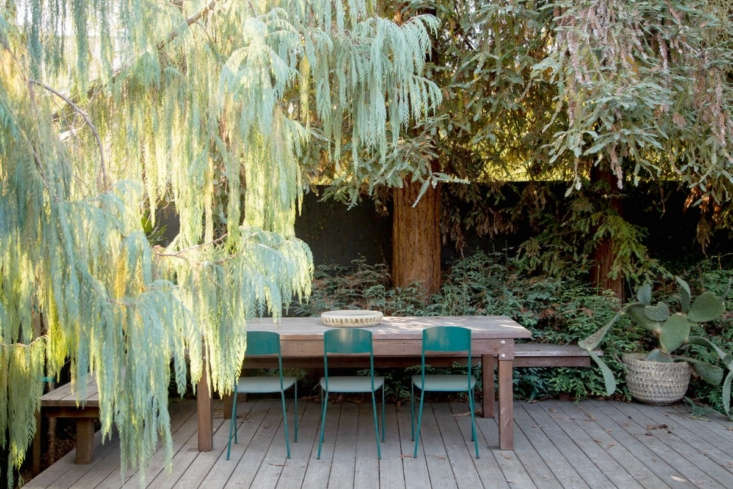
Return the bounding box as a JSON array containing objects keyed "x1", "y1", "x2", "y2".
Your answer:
[
  {"x1": 481, "y1": 355, "x2": 495, "y2": 418},
  {"x1": 75, "y1": 418, "x2": 95, "y2": 464},
  {"x1": 197, "y1": 367, "x2": 213, "y2": 451},
  {"x1": 497, "y1": 358, "x2": 514, "y2": 450},
  {"x1": 221, "y1": 393, "x2": 233, "y2": 418}
]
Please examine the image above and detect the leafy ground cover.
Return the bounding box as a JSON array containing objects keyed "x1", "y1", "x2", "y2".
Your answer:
[{"x1": 290, "y1": 252, "x2": 732, "y2": 412}]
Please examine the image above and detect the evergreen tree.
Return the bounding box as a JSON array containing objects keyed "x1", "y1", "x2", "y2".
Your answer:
[{"x1": 0, "y1": 1, "x2": 440, "y2": 485}]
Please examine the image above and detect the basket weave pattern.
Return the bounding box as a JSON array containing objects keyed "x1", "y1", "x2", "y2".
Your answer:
[
  {"x1": 623, "y1": 353, "x2": 691, "y2": 405},
  {"x1": 320, "y1": 310, "x2": 383, "y2": 327}
]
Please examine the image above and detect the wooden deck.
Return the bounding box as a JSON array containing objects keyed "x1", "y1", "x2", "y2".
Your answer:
[{"x1": 25, "y1": 398, "x2": 733, "y2": 489}]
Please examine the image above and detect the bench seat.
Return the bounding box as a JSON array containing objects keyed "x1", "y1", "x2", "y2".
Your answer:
[
  {"x1": 40, "y1": 376, "x2": 99, "y2": 464},
  {"x1": 482, "y1": 343, "x2": 599, "y2": 417}
]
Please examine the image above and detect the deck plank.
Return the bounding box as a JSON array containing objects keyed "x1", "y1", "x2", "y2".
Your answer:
[
  {"x1": 71, "y1": 402, "x2": 193, "y2": 489},
  {"x1": 274, "y1": 401, "x2": 319, "y2": 489},
  {"x1": 175, "y1": 411, "x2": 239, "y2": 489},
  {"x1": 557, "y1": 402, "x2": 672, "y2": 489},
  {"x1": 223, "y1": 400, "x2": 283, "y2": 489},
  {"x1": 494, "y1": 405, "x2": 563, "y2": 489},
  {"x1": 431, "y1": 403, "x2": 482, "y2": 489},
  {"x1": 300, "y1": 401, "x2": 341, "y2": 489},
  {"x1": 377, "y1": 403, "x2": 406, "y2": 489},
  {"x1": 516, "y1": 405, "x2": 592, "y2": 489},
  {"x1": 353, "y1": 402, "x2": 380, "y2": 489},
  {"x1": 417, "y1": 402, "x2": 458, "y2": 489},
  {"x1": 664, "y1": 406, "x2": 733, "y2": 451},
  {"x1": 609, "y1": 402, "x2": 733, "y2": 487},
  {"x1": 246, "y1": 403, "x2": 291, "y2": 489},
  {"x1": 397, "y1": 403, "x2": 432, "y2": 489},
  {"x1": 593, "y1": 401, "x2": 727, "y2": 489},
  {"x1": 449, "y1": 402, "x2": 510, "y2": 489},
  {"x1": 104, "y1": 401, "x2": 197, "y2": 489},
  {"x1": 201, "y1": 399, "x2": 272, "y2": 489},
  {"x1": 584, "y1": 401, "x2": 716, "y2": 489},
  {"x1": 327, "y1": 402, "x2": 359, "y2": 489},
  {"x1": 473, "y1": 409, "x2": 537, "y2": 489},
  {"x1": 540, "y1": 401, "x2": 644, "y2": 489},
  {"x1": 28, "y1": 400, "x2": 733, "y2": 489},
  {"x1": 621, "y1": 402, "x2": 733, "y2": 466}
]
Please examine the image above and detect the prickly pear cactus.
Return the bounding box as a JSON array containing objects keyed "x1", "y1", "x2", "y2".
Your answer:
[{"x1": 579, "y1": 277, "x2": 731, "y2": 414}]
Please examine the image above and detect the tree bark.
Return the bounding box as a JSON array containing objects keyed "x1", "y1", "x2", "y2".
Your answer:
[
  {"x1": 391, "y1": 181, "x2": 441, "y2": 296},
  {"x1": 590, "y1": 166, "x2": 624, "y2": 300}
]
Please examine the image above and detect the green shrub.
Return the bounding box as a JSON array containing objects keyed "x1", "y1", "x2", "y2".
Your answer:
[{"x1": 289, "y1": 251, "x2": 730, "y2": 409}]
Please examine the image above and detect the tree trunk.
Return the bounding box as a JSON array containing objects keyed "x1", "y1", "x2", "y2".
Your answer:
[
  {"x1": 391, "y1": 181, "x2": 441, "y2": 296},
  {"x1": 590, "y1": 166, "x2": 624, "y2": 300}
]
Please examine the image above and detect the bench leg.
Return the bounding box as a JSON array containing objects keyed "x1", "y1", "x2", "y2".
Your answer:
[
  {"x1": 75, "y1": 419, "x2": 95, "y2": 464},
  {"x1": 481, "y1": 355, "x2": 496, "y2": 418},
  {"x1": 32, "y1": 410, "x2": 41, "y2": 474},
  {"x1": 48, "y1": 416, "x2": 57, "y2": 465}
]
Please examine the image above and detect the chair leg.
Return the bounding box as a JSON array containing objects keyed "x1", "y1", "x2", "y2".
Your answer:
[
  {"x1": 226, "y1": 389, "x2": 238, "y2": 460},
  {"x1": 371, "y1": 391, "x2": 382, "y2": 460},
  {"x1": 280, "y1": 390, "x2": 291, "y2": 459},
  {"x1": 293, "y1": 382, "x2": 299, "y2": 443},
  {"x1": 410, "y1": 382, "x2": 415, "y2": 441},
  {"x1": 233, "y1": 394, "x2": 239, "y2": 444},
  {"x1": 468, "y1": 387, "x2": 479, "y2": 459},
  {"x1": 413, "y1": 390, "x2": 425, "y2": 458},
  {"x1": 317, "y1": 390, "x2": 329, "y2": 459},
  {"x1": 381, "y1": 385, "x2": 385, "y2": 442}
]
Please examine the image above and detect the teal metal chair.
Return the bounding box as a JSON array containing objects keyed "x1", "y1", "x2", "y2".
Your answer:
[
  {"x1": 411, "y1": 326, "x2": 479, "y2": 458},
  {"x1": 317, "y1": 328, "x2": 385, "y2": 459},
  {"x1": 226, "y1": 331, "x2": 297, "y2": 460}
]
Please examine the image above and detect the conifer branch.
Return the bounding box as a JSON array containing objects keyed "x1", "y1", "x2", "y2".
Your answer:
[
  {"x1": 29, "y1": 79, "x2": 109, "y2": 191},
  {"x1": 158, "y1": 0, "x2": 219, "y2": 50}
]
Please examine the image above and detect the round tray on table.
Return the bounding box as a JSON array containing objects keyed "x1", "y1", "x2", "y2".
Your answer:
[{"x1": 320, "y1": 310, "x2": 383, "y2": 327}]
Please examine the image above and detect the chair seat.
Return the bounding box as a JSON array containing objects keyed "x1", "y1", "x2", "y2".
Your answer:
[
  {"x1": 412, "y1": 374, "x2": 476, "y2": 392},
  {"x1": 319, "y1": 376, "x2": 384, "y2": 393},
  {"x1": 236, "y1": 376, "x2": 296, "y2": 394}
]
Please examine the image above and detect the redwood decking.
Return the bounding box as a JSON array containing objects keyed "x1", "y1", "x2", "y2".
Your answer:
[{"x1": 25, "y1": 399, "x2": 733, "y2": 489}]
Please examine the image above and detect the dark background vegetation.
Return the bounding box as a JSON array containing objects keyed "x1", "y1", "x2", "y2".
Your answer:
[
  {"x1": 289, "y1": 183, "x2": 731, "y2": 412},
  {"x1": 296, "y1": 183, "x2": 729, "y2": 269}
]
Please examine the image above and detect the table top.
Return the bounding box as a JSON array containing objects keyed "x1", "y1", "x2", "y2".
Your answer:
[{"x1": 247, "y1": 315, "x2": 531, "y2": 340}]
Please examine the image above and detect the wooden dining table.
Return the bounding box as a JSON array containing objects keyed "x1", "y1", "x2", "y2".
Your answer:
[{"x1": 196, "y1": 315, "x2": 531, "y2": 451}]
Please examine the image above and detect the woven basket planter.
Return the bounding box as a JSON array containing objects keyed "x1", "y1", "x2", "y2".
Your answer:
[{"x1": 623, "y1": 353, "x2": 691, "y2": 405}]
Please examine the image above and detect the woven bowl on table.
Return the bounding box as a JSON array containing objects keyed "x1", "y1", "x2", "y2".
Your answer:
[
  {"x1": 320, "y1": 310, "x2": 383, "y2": 327},
  {"x1": 623, "y1": 353, "x2": 691, "y2": 405}
]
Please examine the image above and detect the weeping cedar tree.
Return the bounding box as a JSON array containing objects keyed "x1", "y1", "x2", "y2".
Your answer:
[
  {"x1": 345, "y1": 0, "x2": 732, "y2": 294},
  {"x1": 0, "y1": 0, "x2": 441, "y2": 485}
]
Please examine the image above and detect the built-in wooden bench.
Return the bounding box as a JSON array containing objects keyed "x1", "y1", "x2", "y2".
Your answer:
[
  {"x1": 39, "y1": 376, "x2": 99, "y2": 464},
  {"x1": 482, "y1": 343, "x2": 598, "y2": 417},
  {"x1": 243, "y1": 342, "x2": 599, "y2": 419}
]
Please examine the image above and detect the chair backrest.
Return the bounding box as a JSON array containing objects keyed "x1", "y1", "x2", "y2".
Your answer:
[
  {"x1": 419, "y1": 326, "x2": 473, "y2": 389},
  {"x1": 324, "y1": 328, "x2": 373, "y2": 355},
  {"x1": 244, "y1": 331, "x2": 285, "y2": 389},
  {"x1": 322, "y1": 328, "x2": 375, "y2": 391},
  {"x1": 422, "y1": 326, "x2": 471, "y2": 354},
  {"x1": 246, "y1": 331, "x2": 281, "y2": 356}
]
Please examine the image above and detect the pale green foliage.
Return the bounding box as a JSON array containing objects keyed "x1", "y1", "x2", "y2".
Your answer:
[
  {"x1": 0, "y1": 339, "x2": 45, "y2": 487},
  {"x1": 536, "y1": 0, "x2": 732, "y2": 199},
  {"x1": 0, "y1": 0, "x2": 439, "y2": 483}
]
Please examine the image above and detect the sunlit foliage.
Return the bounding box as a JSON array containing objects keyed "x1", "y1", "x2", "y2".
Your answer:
[{"x1": 0, "y1": 0, "x2": 440, "y2": 484}]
